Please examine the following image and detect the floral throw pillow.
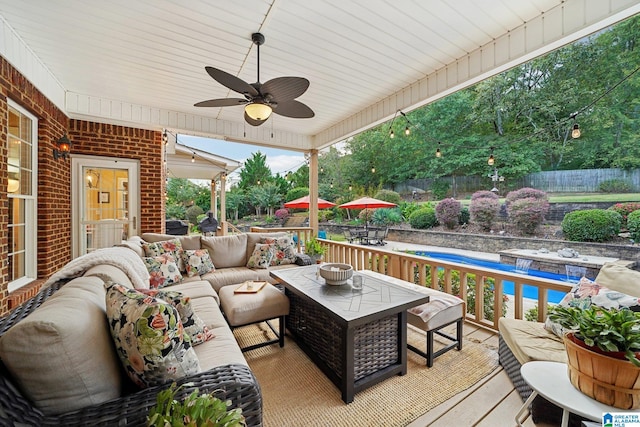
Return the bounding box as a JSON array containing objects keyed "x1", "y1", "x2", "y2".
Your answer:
[
  {"x1": 143, "y1": 254, "x2": 183, "y2": 289},
  {"x1": 261, "y1": 236, "x2": 297, "y2": 266},
  {"x1": 138, "y1": 289, "x2": 214, "y2": 345},
  {"x1": 545, "y1": 276, "x2": 640, "y2": 338},
  {"x1": 247, "y1": 243, "x2": 274, "y2": 269},
  {"x1": 181, "y1": 249, "x2": 215, "y2": 278},
  {"x1": 104, "y1": 282, "x2": 201, "y2": 389},
  {"x1": 142, "y1": 238, "x2": 185, "y2": 272}
]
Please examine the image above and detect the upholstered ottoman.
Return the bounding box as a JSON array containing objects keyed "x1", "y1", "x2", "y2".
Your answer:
[
  {"x1": 407, "y1": 290, "x2": 465, "y2": 367},
  {"x1": 219, "y1": 283, "x2": 290, "y2": 352}
]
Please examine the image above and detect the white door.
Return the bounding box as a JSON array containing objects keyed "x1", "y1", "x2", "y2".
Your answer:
[{"x1": 71, "y1": 156, "x2": 140, "y2": 258}]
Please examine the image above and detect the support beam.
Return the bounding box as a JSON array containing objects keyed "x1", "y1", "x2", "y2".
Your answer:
[
  {"x1": 219, "y1": 173, "x2": 227, "y2": 235},
  {"x1": 308, "y1": 150, "x2": 319, "y2": 236}
]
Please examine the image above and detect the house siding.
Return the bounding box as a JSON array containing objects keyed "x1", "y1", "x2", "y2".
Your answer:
[{"x1": 0, "y1": 57, "x2": 164, "y2": 315}]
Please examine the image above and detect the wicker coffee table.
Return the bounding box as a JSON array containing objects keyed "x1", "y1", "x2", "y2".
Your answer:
[{"x1": 271, "y1": 265, "x2": 429, "y2": 403}]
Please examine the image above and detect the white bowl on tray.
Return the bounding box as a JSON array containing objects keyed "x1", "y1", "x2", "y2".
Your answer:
[{"x1": 319, "y1": 263, "x2": 354, "y2": 285}]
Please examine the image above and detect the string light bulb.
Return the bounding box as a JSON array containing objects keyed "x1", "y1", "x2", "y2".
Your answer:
[
  {"x1": 191, "y1": 153, "x2": 195, "y2": 163},
  {"x1": 162, "y1": 130, "x2": 168, "y2": 145},
  {"x1": 389, "y1": 129, "x2": 395, "y2": 139},
  {"x1": 487, "y1": 147, "x2": 495, "y2": 166},
  {"x1": 572, "y1": 123, "x2": 581, "y2": 139},
  {"x1": 436, "y1": 142, "x2": 442, "y2": 158},
  {"x1": 349, "y1": 184, "x2": 353, "y2": 191},
  {"x1": 405, "y1": 125, "x2": 410, "y2": 136},
  {"x1": 371, "y1": 165, "x2": 376, "y2": 173}
]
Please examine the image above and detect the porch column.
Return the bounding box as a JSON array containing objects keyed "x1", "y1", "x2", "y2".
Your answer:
[
  {"x1": 308, "y1": 150, "x2": 319, "y2": 235},
  {"x1": 219, "y1": 173, "x2": 227, "y2": 235},
  {"x1": 210, "y1": 179, "x2": 217, "y2": 218}
]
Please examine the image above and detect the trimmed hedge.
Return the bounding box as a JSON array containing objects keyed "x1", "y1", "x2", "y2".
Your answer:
[
  {"x1": 409, "y1": 207, "x2": 438, "y2": 229},
  {"x1": 628, "y1": 210, "x2": 640, "y2": 243},
  {"x1": 608, "y1": 202, "x2": 640, "y2": 229},
  {"x1": 561, "y1": 209, "x2": 622, "y2": 242}
]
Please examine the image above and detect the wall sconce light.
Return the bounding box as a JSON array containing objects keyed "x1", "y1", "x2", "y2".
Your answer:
[
  {"x1": 53, "y1": 133, "x2": 72, "y2": 160},
  {"x1": 571, "y1": 122, "x2": 581, "y2": 139}
]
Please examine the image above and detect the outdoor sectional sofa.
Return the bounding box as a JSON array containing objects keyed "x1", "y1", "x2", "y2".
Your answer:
[
  {"x1": 498, "y1": 261, "x2": 640, "y2": 424},
  {"x1": 0, "y1": 231, "x2": 301, "y2": 426}
]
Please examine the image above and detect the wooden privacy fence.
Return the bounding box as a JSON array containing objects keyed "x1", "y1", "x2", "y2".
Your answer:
[
  {"x1": 396, "y1": 167, "x2": 640, "y2": 195},
  {"x1": 321, "y1": 239, "x2": 571, "y2": 331}
]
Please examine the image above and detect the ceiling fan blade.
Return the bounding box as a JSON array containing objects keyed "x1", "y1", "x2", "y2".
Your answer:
[
  {"x1": 205, "y1": 66, "x2": 259, "y2": 97},
  {"x1": 194, "y1": 98, "x2": 247, "y2": 108},
  {"x1": 244, "y1": 112, "x2": 268, "y2": 127},
  {"x1": 273, "y1": 100, "x2": 315, "y2": 118},
  {"x1": 261, "y1": 77, "x2": 310, "y2": 102}
]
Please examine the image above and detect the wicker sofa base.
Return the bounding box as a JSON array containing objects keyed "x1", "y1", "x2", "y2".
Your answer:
[
  {"x1": 498, "y1": 334, "x2": 588, "y2": 427},
  {"x1": 0, "y1": 280, "x2": 263, "y2": 427}
]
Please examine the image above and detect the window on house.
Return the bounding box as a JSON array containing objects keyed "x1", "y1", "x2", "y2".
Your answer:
[{"x1": 7, "y1": 102, "x2": 37, "y2": 292}]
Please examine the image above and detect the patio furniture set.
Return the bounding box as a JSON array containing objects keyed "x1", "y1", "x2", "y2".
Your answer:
[
  {"x1": 0, "y1": 230, "x2": 464, "y2": 425},
  {"x1": 343, "y1": 227, "x2": 389, "y2": 245}
]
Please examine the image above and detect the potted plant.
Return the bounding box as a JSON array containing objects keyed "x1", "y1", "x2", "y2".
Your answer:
[
  {"x1": 547, "y1": 305, "x2": 640, "y2": 409},
  {"x1": 147, "y1": 382, "x2": 245, "y2": 427},
  {"x1": 547, "y1": 305, "x2": 640, "y2": 366},
  {"x1": 304, "y1": 236, "x2": 326, "y2": 263}
]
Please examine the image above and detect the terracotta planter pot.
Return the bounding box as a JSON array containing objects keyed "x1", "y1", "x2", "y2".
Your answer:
[{"x1": 563, "y1": 332, "x2": 640, "y2": 409}]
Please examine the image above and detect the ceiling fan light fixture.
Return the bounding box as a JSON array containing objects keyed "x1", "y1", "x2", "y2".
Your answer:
[{"x1": 245, "y1": 102, "x2": 273, "y2": 121}]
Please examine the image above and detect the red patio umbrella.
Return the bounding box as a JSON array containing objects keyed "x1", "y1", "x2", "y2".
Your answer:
[
  {"x1": 338, "y1": 196, "x2": 397, "y2": 210},
  {"x1": 338, "y1": 197, "x2": 397, "y2": 230},
  {"x1": 284, "y1": 195, "x2": 336, "y2": 209}
]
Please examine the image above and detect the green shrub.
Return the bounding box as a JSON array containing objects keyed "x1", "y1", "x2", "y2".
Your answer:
[
  {"x1": 166, "y1": 205, "x2": 186, "y2": 220},
  {"x1": 608, "y1": 202, "x2": 640, "y2": 229},
  {"x1": 561, "y1": 209, "x2": 622, "y2": 242},
  {"x1": 374, "y1": 189, "x2": 402, "y2": 205},
  {"x1": 598, "y1": 178, "x2": 633, "y2": 193},
  {"x1": 507, "y1": 197, "x2": 550, "y2": 235},
  {"x1": 470, "y1": 196, "x2": 500, "y2": 230},
  {"x1": 628, "y1": 210, "x2": 640, "y2": 243},
  {"x1": 185, "y1": 205, "x2": 204, "y2": 226},
  {"x1": 408, "y1": 207, "x2": 438, "y2": 229},
  {"x1": 459, "y1": 207, "x2": 470, "y2": 225},
  {"x1": 430, "y1": 180, "x2": 450, "y2": 200},
  {"x1": 524, "y1": 304, "x2": 553, "y2": 322},
  {"x1": 372, "y1": 207, "x2": 403, "y2": 226},
  {"x1": 400, "y1": 201, "x2": 426, "y2": 220},
  {"x1": 285, "y1": 187, "x2": 309, "y2": 202},
  {"x1": 436, "y1": 198, "x2": 462, "y2": 229}
]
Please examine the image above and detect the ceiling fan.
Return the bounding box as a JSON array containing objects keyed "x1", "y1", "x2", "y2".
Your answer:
[{"x1": 194, "y1": 32, "x2": 314, "y2": 127}]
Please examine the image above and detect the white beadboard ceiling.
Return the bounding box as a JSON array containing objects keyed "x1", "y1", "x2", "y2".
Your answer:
[{"x1": 0, "y1": 0, "x2": 639, "y2": 152}]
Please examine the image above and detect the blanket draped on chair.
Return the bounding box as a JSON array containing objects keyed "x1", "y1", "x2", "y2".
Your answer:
[{"x1": 44, "y1": 247, "x2": 150, "y2": 289}]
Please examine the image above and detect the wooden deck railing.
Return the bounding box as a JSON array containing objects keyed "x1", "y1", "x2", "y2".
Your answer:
[
  {"x1": 250, "y1": 226, "x2": 313, "y2": 253},
  {"x1": 321, "y1": 239, "x2": 572, "y2": 331}
]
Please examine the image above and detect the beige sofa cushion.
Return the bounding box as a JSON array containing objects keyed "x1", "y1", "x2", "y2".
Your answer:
[
  {"x1": 0, "y1": 276, "x2": 122, "y2": 415},
  {"x1": 141, "y1": 233, "x2": 202, "y2": 250},
  {"x1": 595, "y1": 262, "x2": 640, "y2": 296},
  {"x1": 201, "y1": 234, "x2": 248, "y2": 268},
  {"x1": 85, "y1": 264, "x2": 136, "y2": 288},
  {"x1": 498, "y1": 317, "x2": 566, "y2": 365},
  {"x1": 201, "y1": 267, "x2": 274, "y2": 292}
]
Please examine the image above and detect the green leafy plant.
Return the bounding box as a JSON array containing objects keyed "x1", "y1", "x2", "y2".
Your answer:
[
  {"x1": 304, "y1": 236, "x2": 326, "y2": 256},
  {"x1": 547, "y1": 305, "x2": 640, "y2": 366},
  {"x1": 147, "y1": 382, "x2": 245, "y2": 427},
  {"x1": 628, "y1": 210, "x2": 640, "y2": 243},
  {"x1": 408, "y1": 207, "x2": 438, "y2": 229},
  {"x1": 561, "y1": 209, "x2": 622, "y2": 242}
]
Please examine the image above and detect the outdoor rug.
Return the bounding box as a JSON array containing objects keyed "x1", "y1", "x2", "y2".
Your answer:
[{"x1": 234, "y1": 322, "x2": 499, "y2": 427}]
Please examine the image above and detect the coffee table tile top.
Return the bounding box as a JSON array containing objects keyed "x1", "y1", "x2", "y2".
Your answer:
[{"x1": 272, "y1": 265, "x2": 427, "y2": 322}]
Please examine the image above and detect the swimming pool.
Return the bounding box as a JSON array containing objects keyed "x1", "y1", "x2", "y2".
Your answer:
[{"x1": 413, "y1": 251, "x2": 575, "y2": 303}]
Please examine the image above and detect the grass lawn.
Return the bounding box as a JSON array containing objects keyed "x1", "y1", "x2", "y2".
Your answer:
[{"x1": 455, "y1": 192, "x2": 640, "y2": 206}]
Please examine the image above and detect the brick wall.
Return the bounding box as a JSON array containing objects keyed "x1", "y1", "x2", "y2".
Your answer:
[{"x1": 0, "y1": 57, "x2": 165, "y2": 316}]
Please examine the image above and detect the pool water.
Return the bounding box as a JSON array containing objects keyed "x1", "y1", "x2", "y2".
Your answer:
[{"x1": 413, "y1": 251, "x2": 576, "y2": 304}]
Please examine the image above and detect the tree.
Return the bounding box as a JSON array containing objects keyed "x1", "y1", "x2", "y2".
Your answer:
[
  {"x1": 261, "y1": 182, "x2": 282, "y2": 216},
  {"x1": 225, "y1": 188, "x2": 246, "y2": 221},
  {"x1": 239, "y1": 152, "x2": 272, "y2": 190}
]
